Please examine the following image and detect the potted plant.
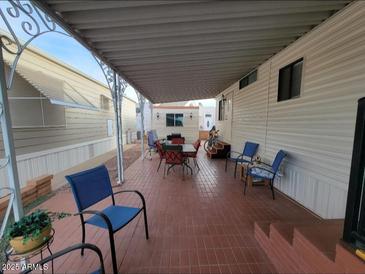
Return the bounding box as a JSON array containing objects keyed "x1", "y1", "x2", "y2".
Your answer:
[{"x1": 6, "y1": 209, "x2": 70, "y2": 254}]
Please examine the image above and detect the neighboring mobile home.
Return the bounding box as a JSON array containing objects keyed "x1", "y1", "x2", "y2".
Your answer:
[
  {"x1": 0, "y1": 45, "x2": 137, "y2": 189},
  {"x1": 215, "y1": 2, "x2": 365, "y2": 219},
  {"x1": 152, "y1": 104, "x2": 199, "y2": 143}
]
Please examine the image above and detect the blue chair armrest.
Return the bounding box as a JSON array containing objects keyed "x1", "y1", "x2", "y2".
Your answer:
[
  {"x1": 113, "y1": 190, "x2": 147, "y2": 209},
  {"x1": 75, "y1": 210, "x2": 113, "y2": 232},
  {"x1": 258, "y1": 162, "x2": 272, "y2": 168}
]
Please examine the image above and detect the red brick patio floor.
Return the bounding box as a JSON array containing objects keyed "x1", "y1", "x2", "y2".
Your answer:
[{"x1": 30, "y1": 149, "x2": 319, "y2": 274}]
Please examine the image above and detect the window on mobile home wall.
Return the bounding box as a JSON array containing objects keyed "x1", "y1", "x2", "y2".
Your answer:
[
  {"x1": 9, "y1": 90, "x2": 66, "y2": 128},
  {"x1": 218, "y1": 99, "x2": 225, "y2": 121},
  {"x1": 239, "y1": 69, "x2": 257, "y2": 89},
  {"x1": 166, "y1": 113, "x2": 184, "y2": 127},
  {"x1": 278, "y1": 58, "x2": 303, "y2": 102}
]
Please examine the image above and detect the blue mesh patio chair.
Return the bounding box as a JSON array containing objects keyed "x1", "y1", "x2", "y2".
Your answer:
[
  {"x1": 225, "y1": 141, "x2": 259, "y2": 178},
  {"x1": 151, "y1": 129, "x2": 158, "y2": 141},
  {"x1": 22, "y1": 243, "x2": 105, "y2": 274},
  {"x1": 246, "y1": 150, "x2": 287, "y2": 199},
  {"x1": 66, "y1": 165, "x2": 149, "y2": 274},
  {"x1": 146, "y1": 130, "x2": 157, "y2": 158}
]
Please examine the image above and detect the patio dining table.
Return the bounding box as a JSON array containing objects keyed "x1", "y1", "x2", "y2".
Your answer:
[{"x1": 163, "y1": 142, "x2": 196, "y2": 175}]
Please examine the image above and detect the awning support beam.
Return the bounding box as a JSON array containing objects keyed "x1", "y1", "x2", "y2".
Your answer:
[
  {"x1": 94, "y1": 55, "x2": 128, "y2": 184},
  {"x1": 136, "y1": 92, "x2": 146, "y2": 160},
  {"x1": 0, "y1": 44, "x2": 23, "y2": 221}
]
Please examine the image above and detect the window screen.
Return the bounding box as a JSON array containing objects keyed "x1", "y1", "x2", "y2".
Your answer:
[
  {"x1": 166, "y1": 113, "x2": 184, "y2": 127},
  {"x1": 239, "y1": 70, "x2": 257, "y2": 89},
  {"x1": 218, "y1": 99, "x2": 225, "y2": 121},
  {"x1": 166, "y1": 113, "x2": 175, "y2": 127},
  {"x1": 9, "y1": 93, "x2": 66, "y2": 128},
  {"x1": 278, "y1": 58, "x2": 303, "y2": 102}
]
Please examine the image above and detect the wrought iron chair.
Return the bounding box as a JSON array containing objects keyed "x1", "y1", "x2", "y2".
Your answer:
[
  {"x1": 163, "y1": 145, "x2": 189, "y2": 179},
  {"x1": 184, "y1": 139, "x2": 201, "y2": 170},
  {"x1": 167, "y1": 133, "x2": 181, "y2": 141},
  {"x1": 225, "y1": 141, "x2": 259, "y2": 178},
  {"x1": 66, "y1": 165, "x2": 149, "y2": 274},
  {"x1": 21, "y1": 243, "x2": 105, "y2": 274},
  {"x1": 155, "y1": 140, "x2": 165, "y2": 172},
  {"x1": 246, "y1": 150, "x2": 287, "y2": 199},
  {"x1": 171, "y1": 137, "x2": 185, "y2": 144}
]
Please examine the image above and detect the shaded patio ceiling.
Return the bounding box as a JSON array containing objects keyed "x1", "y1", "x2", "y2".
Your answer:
[{"x1": 36, "y1": 1, "x2": 350, "y2": 103}]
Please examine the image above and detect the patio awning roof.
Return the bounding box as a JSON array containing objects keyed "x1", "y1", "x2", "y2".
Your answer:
[
  {"x1": 13, "y1": 61, "x2": 98, "y2": 110},
  {"x1": 36, "y1": 1, "x2": 350, "y2": 103}
]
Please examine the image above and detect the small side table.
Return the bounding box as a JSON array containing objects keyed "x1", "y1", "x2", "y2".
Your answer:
[
  {"x1": 5, "y1": 228, "x2": 55, "y2": 274},
  {"x1": 239, "y1": 163, "x2": 269, "y2": 187}
]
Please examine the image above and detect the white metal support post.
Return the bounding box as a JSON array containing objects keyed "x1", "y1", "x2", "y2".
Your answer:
[
  {"x1": 112, "y1": 71, "x2": 123, "y2": 184},
  {"x1": 115, "y1": 75, "x2": 127, "y2": 183},
  {"x1": 137, "y1": 93, "x2": 145, "y2": 160},
  {"x1": 0, "y1": 46, "x2": 23, "y2": 221}
]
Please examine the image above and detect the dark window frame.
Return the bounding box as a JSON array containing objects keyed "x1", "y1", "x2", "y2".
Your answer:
[
  {"x1": 166, "y1": 113, "x2": 184, "y2": 127},
  {"x1": 239, "y1": 69, "x2": 257, "y2": 90},
  {"x1": 277, "y1": 58, "x2": 303, "y2": 102},
  {"x1": 218, "y1": 99, "x2": 225, "y2": 121}
]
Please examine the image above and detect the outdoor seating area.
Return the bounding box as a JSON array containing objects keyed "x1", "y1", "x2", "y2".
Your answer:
[{"x1": 17, "y1": 147, "x2": 325, "y2": 273}]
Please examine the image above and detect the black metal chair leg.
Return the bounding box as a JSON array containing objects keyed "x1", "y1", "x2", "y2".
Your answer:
[
  {"x1": 167, "y1": 164, "x2": 175, "y2": 175},
  {"x1": 244, "y1": 179, "x2": 247, "y2": 195},
  {"x1": 225, "y1": 158, "x2": 228, "y2": 172},
  {"x1": 270, "y1": 180, "x2": 275, "y2": 200},
  {"x1": 182, "y1": 164, "x2": 185, "y2": 180},
  {"x1": 163, "y1": 163, "x2": 166, "y2": 178},
  {"x1": 157, "y1": 159, "x2": 162, "y2": 172},
  {"x1": 143, "y1": 207, "x2": 149, "y2": 239},
  {"x1": 81, "y1": 222, "x2": 86, "y2": 256},
  {"x1": 108, "y1": 232, "x2": 118, "y2": 274}
]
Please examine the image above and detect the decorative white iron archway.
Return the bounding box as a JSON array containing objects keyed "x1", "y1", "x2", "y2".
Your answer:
[{"x1": 0, "y1": 0, "x2": 147, "y2": 222}]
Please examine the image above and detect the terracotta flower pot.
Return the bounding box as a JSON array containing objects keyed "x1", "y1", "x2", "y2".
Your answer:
[{"x1": 9, "y1": 225, "x2": 52, "y2": 254}]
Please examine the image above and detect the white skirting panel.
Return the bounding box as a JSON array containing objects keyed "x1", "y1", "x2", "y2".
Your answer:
[
  {"x1": 0, "y1": 137, "x2": 117, "y2": 189},
  {"x1": 275, "y1": 164, "x2": 348, "y2": 219}
]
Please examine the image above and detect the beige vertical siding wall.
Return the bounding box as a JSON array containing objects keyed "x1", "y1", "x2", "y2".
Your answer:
[
  {"x1": 152, "y1": 107, "x2": 199, "y2": 143},
  {"x1": 216, "y1": 1, "x2": 365, "y2": 219}
]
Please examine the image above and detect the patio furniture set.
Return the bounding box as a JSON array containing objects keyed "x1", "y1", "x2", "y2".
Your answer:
[
  {"x1": 225, "y1": 141, "x2": 287, "y2": 200},
  {"x1": 147, "y1": 131, "x2": 201, "y2": 180},
  {"x1": 11, "y1": 135, "x2": 286, "y2": 274}
]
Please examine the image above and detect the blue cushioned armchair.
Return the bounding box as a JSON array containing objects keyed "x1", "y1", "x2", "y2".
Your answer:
[
  {"x1": 225, "y1": 141, "x2": 259, "y2": 178},
  {"x1": 66, "y1": 165, "x2": 149, "y2": 274},
  {"x1": 246, "y1": 150, "x2": 287, "y2": 199}
]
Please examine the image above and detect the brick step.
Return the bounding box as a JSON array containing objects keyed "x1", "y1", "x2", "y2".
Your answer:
[
  {"x1": 254, "y1": 219, "x2": 365, "y2": 273},
  {"x1": 293, "y1": 221, "x2": 346, "y2": 273},
  {"x1": 206, "y1": 140, "x2": 230, "y2": 159}
]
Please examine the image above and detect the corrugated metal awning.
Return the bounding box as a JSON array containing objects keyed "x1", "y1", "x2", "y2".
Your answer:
[
  {"x1": 14, "y1": 62, "x2": 98, "y2": 111},
  {"x1": 36, "y1": 1, "x2": 350, "y2": 103}
]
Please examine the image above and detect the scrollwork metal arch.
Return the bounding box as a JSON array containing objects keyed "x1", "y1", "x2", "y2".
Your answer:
[{"x1": 0, "y1": 0, "x2": 70, "y2": 89}]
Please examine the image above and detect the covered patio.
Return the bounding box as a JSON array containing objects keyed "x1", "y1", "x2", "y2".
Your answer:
[
  {"x1": 1, "y1": 1, "x2": 365, "y2": 273},
  {"x1": 30, "y1": 149, "x2": 319, "y2": 274}
]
